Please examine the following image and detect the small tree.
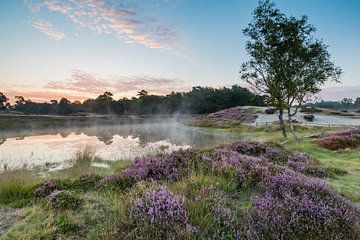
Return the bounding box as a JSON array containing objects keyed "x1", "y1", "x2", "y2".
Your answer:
[
  {"x1": 240, "y1": 0, "x2": 342, "y2": 138},
  {"x1": 0, "y1": 92, "x2": 9, "y2": 110}
]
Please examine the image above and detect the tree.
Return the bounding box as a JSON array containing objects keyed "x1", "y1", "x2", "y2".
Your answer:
[
  {"x1": 58, "y1": 97, "x2": 72, "y2": 115},
  {"x1": 240, "y1": 0, "x2": 342, "y2": 138},
  {"x1": 354, "y1": 97, "x2": 360, "y2": 106},
  {"x1": 0, "y1": 92, "x2": 9, "y2": 110},
  {"x1": 340, "y1": 98, "x2": 352, "y2": 105}
]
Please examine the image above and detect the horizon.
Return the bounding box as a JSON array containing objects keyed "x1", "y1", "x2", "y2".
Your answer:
[{"x1": 1, "y1": 0, "x2": 360, "y2": 102}]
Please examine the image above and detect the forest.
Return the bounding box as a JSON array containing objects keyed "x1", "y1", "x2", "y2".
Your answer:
[{"x1": 0, "y1": 85, "x2": 265, "y2": 115}]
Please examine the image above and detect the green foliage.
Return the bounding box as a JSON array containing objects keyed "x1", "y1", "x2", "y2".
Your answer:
[
  {"x1": 10, "y1": 85, "x2": 264, "y2": 115},
  {"x1": 240, "y1": 0, "x2": 342, "y2": 137},
  {"x1": 47, "y1": 190, "x2": 82, "y2": 210}
]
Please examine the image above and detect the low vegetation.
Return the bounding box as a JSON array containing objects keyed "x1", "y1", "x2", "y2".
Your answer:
[{"x1": 1, "y1": 129, "x2": 359, "y2": 239}]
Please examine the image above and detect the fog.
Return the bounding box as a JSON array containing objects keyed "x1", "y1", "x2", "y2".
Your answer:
[{"x1": 0, "y1": 118, "x2": 243, "y2": 170}]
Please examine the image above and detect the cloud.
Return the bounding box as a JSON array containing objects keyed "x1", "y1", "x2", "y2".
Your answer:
[
  {"x1": 31, "y1": 20, "x2": 66, "y2": 41},
  {"x1": 26, "y1": 0, "x2": 185, "y2": 52},
  {"x1": 44, "y1": 69, "x2": 190, "y2": 97}
]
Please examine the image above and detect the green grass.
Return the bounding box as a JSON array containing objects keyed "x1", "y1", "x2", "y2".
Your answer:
[{"x1": 284, "y1": 139, "x2": 360, "y2": 202}]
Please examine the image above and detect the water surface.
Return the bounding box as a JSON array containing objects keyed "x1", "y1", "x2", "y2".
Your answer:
[{"x1": 0, "y1": 121, "x2": 242, "y2": 169}]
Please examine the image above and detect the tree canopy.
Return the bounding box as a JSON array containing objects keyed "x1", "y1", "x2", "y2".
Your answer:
[
  {"x1": 5, "y1": 85, "x2": 265, "y2": 115},
  {"x1": 240, "y1": 0, "x2": 342, "y2": 137}
]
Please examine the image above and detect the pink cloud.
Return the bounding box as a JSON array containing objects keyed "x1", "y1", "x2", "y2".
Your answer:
[
  {"x1": 44, "y1": 69, "x2": 190, "y2": 97},
  {"x1": 26, "y1": 0, "x2": 185, "y2": 52},
  {"x1": 31, "y1": 20, "x2": 66, "y2": 41}
]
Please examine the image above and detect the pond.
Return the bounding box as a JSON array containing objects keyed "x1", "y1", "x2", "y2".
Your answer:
[
  {"x1": 253, "y1": 109, "x2": 360, "y2": 127},
  {"x1": 0, "y1": 120, "x2": 242, "y2": 170}
]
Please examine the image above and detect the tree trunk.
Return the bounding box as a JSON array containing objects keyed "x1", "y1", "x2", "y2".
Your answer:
[
  {"x1": 278, "y1": 109, "x2": 287, "y2": 138},
  {"x1": 287, "y1": 108, "x2": 298, "y2": 140}
]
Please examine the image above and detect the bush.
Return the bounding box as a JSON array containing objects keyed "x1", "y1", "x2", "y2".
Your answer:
[
  {"x1": 202, "y1": 148, "x2": 271, "y2": 188},
  {"x1": 225, "y1": 141, "x2": 288, "y2": 164},
  {"x1": 48, "y1": 190, "x2": 81, "y2": 210},
  {"x1": 248, "y1": 170, "x2": 360, "y2": 239},
  {"x1": 129, "y1": 185, "x2": 196, "y2": 239},
  {"x1": 287, "y1": 151, "x2": 315, "y2": 173},
  {"x1": 73, "y1": 172, "x2": 102, "y2": 190},
  {"x1": 316, "y1": 129, "x2": 360, "y2": 150},
  {"x1": 34, "y1": 179, "x2": 59, "y2": 197},
  {"x1": 97, "y1": 172, "x2": 134, "y2": 191},
  {"x1": 123, "y1": 149, "x2": 198, "y2": 181}
]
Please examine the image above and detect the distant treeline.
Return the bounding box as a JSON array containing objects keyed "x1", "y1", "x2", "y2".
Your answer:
[
  {"x1": 307, "y1": 97, "x2": 360, "y2": 110},
  {"x1": 0, "y1": 86, "x2": 265, "y2": 115}
]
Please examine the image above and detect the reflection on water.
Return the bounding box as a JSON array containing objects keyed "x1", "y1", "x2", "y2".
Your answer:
[{"x1": 0, "y1": 121, "x2": 242, "y2": 169}]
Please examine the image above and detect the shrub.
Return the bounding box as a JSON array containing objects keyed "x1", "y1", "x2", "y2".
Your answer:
[
  {"x1": 123, "y1": 149, "x2": 197, "y2": 181},
  {"x1": 34, "y1": 179, "x2": 59, "y2": 197},
  {"x1": 48, "y1": 190, "x2": 81, "y2": 210},
  {"x1": 129, "y1": 185, "x2": 196, "y2": 239},
  {"x1": 248, "y1": 170, "x2": 360, "y2": 239},
  {"x1": 203, "y1": 148, "x2": 271, "y2": 188},
  {"x1": 207, "y1": 106, "x2": 258, "y2": 122},
  {"x1": 316, "y1": 129, "x2": 360, "y2": 150},
  {"x1": 73, "y1": 172, "x2": 102, "y2": 190},
  {"x1": 211, "y1": 198, "x2": 243, "y2": 239},
  {"x1": 287, "y1": 151, "x2": 314, "y2": 173},
  {"x1": 225, "y1": 141, "x2": 288, "y2": 164},
  {"x1": 97, "y1": 172, "x2": 134, "y2": 191}
]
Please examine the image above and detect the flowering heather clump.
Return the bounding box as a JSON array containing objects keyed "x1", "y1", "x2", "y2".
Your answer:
[
  {"x1": 248, "y1": 170, "x2": 360, "y2": 239},
  {"x1": 48, "y1": 190, "x2": 81, "y2": 210},
  {"x1": 317, "y1": 128, "x2": 360, "y2": 150},
  {"x1": 129, "y1": 186, "x2": 196, "y2": 239},
  {"x1": 34, "y1": 179, "x2": 59, "y2": 197},
  {"x1": 123, "y1": 149, "x2": 197, "y2": 181},
  {"x1": 206, "y1": 106, "x2": 258, "y2": 123},
  {"x1": 226, "y1": 141, "x2": 288, "y2": 164},
  {"x1": 212, "y1": 198, "x2": 243, "y2": 240},
  {"x1": 203, "y1": 148, "x2": 271, "y2": 187},
  {"x1": 97, "y1": 172, "x2": 134, "y2": 191},
  {"x1": 287, "y1": 151, "x2": 314, "y2": 172}
]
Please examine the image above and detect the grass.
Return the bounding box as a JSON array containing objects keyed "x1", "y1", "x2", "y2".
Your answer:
[
  {"x1": 285, "y1": 139, "x2": 360, "y2": 202},
  {"x1": 0, "y1": 121, "x2": 359, "y2": 239}
]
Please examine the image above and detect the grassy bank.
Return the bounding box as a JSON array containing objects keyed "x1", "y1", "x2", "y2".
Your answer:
[{"x1": 0, "y1": 123, "x2": 359, "y2": 239}]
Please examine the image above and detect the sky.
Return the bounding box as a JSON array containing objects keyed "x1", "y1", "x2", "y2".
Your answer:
[{"x1": 0, "y1": 0, "x2": 359, "y2": 102}]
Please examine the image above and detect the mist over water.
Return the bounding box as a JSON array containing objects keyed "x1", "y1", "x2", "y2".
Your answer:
[{"x1": 0, "y1": 120, "x2": 243, "y2": 170}]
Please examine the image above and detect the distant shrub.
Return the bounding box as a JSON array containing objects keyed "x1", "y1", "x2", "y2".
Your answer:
[
  {"x1": 48, "y1": 190, "x2": 81, "y2": 210},
  {"x1": 97, "y1": 172, "x2": 134, "y2": 191},
  {"x1": 206, "y1": 106, "x2": 258, "y2": 123},
  {"x1": 248, "y1": 170, "x2": 360, "y2": 239},
  {"x1": 317, "y1": 133, "x2": 360, "y2": 150},
  {"x1": 265, "y1": 108, "x2": 276, "y2": 114},
  {"x1": 129, "y1": 185, "x2": 196, "y2": 239},
  {"x1": 123, "y1": 149, "x2": 198, "y2": 181}
]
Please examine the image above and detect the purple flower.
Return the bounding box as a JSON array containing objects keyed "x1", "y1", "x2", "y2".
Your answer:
[
  {"x1": 248, "y1": 170, "x2": 360, "y2": 239},
  {"x1": 129, "y1": 185, "x2": 196, "y2": 237},
  {"x1": 123, "y1": 149, "x2": 197, "y2": 181}
]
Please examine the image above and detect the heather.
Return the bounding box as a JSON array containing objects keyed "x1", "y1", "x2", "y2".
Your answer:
[
  {"x1": 1, "y1": 137, "x2": 360, "y2": 239},
  {"x1": 317, "y1": 128, "x2": 360, "y2": 150},
  {"x1": 248, "y1": 170, "x2": 360, "y2": 239},
  {"x1": 205, "y1": 106, "x2": 258, "y2": 123}
]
